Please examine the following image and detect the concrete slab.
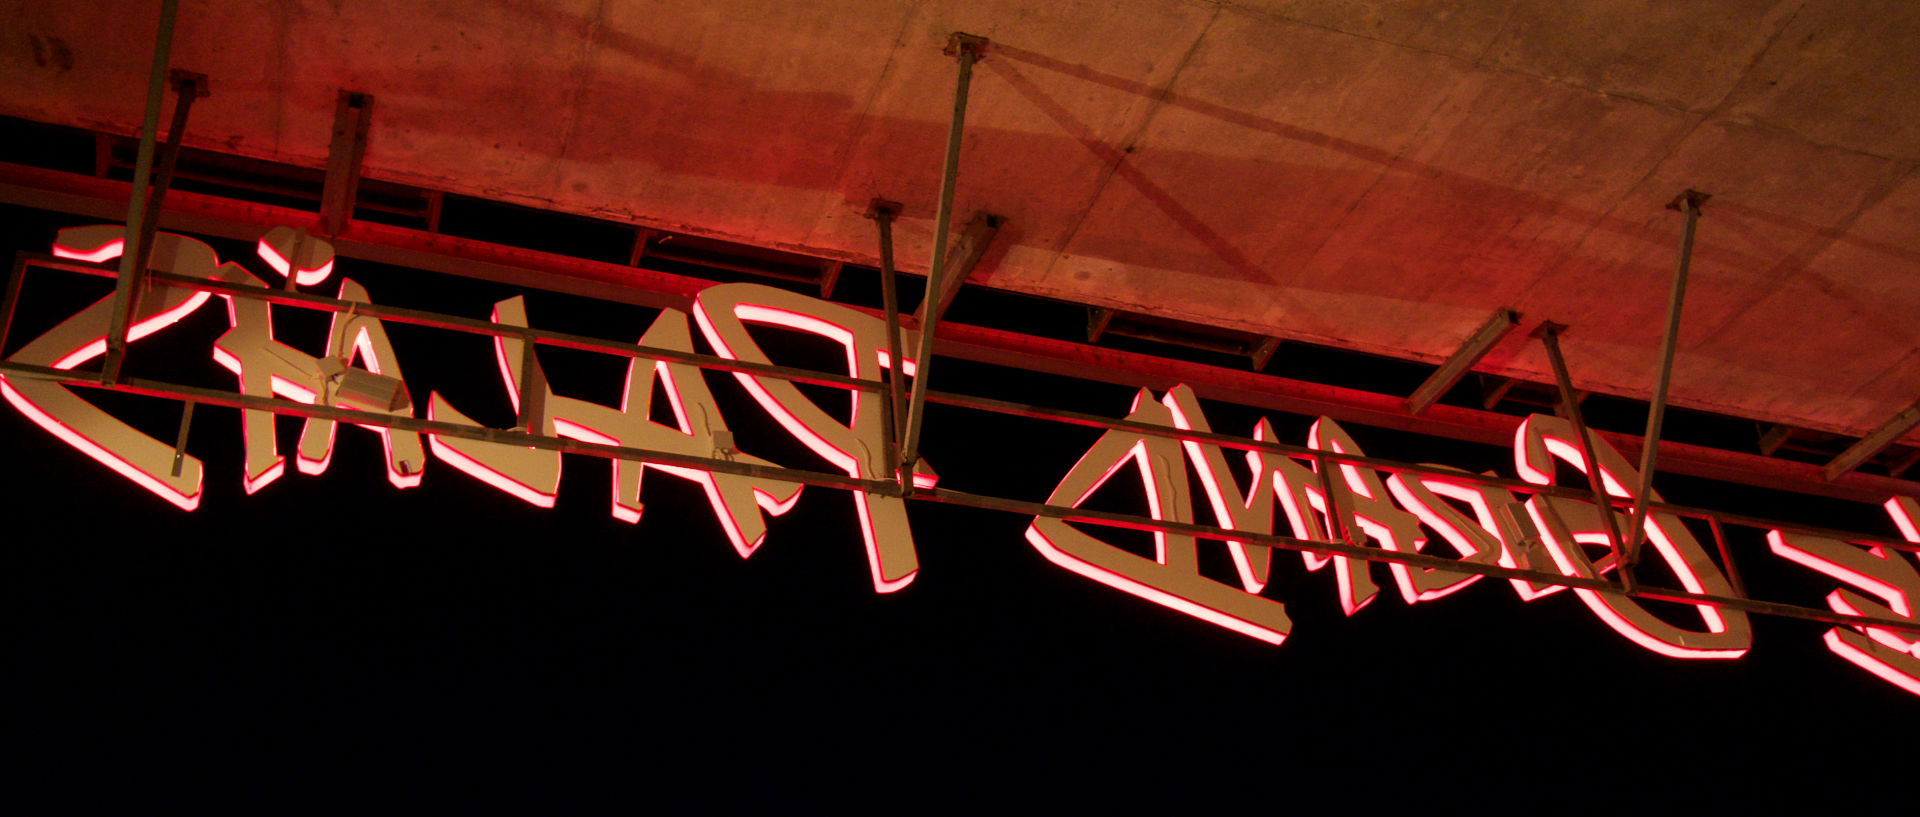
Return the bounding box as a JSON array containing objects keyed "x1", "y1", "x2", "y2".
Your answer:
[{"x1": 6, "y1": 0, "x2": 1920, "y2": 442}]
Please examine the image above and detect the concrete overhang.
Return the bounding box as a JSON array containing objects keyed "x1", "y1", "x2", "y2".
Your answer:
[{"x1": 5, "y1": 0, "x2": 1919, "y2": 445}]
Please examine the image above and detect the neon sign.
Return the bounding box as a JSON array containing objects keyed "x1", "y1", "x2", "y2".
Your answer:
[{"x1": 6, "y1": 224, "x2": 1920, "y2": 698}]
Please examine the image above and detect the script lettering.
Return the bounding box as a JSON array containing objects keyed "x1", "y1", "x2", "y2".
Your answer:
[
  {"x1": 692, "y1": 283, "x2": 925, "y2": 593},
  {"x1": 1029, "y1": 389, "x2": 1293, "y2": 643},
  {"x1": 1516, "y1": 415, "x2": 1751, "y2": 658}
]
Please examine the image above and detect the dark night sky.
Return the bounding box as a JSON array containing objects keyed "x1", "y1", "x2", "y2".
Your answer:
[{"x1": 6, "y1": 204, "x2": 1913, "y2": 812}]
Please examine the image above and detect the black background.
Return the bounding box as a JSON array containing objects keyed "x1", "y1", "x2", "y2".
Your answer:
[{"x1": 6, "y1": 205, "x2": 1912, "y2": 812}]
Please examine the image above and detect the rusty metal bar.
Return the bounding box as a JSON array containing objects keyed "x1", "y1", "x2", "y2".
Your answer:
[
  {"x1": 100, "y1": 0, "x2": 182, "y2": 384},
  {"x1": 1407, "y1": 308, "x2": 1518, "y2": 415},
  {"x1": 1706, "y1": 514, "x2": 1747, "y2": 600},
  {"x1": 169, "y1": 399, "x2": 194, "y2": 477},
  {"x1": 21, "y1": 250, "x2": 1920, "y2": 554},
  {"x1": 908, "y1": 484, "x2": 1920, "y2": 635},
  {"x1": 23, "y1": 256, "x2": 882, "y2": 394},
  {"x1": 912, "y1": 211, "x2": 1002, "y2": 324},
  {"x1": 900, "y1": 32, "x2": 988, "y2": 475},
  {"x1": 1535, "y1": 322, "x2": 1634, "y2": 590},
  {"x1": 1625, "y1": 190, "x2": 1709, "y2": 562},
  {"x1": 869, "y1": 199, "x2": 908, "y2": 490},
  {"x1": 1827, "y1": 399, "x2": 1920, "y2": 481},
  {"x1": 0, "y1": 253, "x2": 28, "y2": 355},
  {"x1": 320, "y1": 91, "x2": 374, "y2": 237},
  {"x1": 4, "y1": 355, "x2": 1913, "y2": 635}
]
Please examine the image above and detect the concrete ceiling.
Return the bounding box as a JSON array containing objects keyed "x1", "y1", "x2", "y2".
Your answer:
[{"x1": 6, "y1": 0, "x2": 1920, "y2": 441}]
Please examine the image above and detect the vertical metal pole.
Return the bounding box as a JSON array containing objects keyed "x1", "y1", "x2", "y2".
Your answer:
[
  {"x1": 870, "y1": 200, "x2": 908, "y2": 491},
  {"x1": 1535, "y1": 323, "x2": 1634, "y2": 591},
  {"x1": 1625, "y1": 190, "x2": 1708, "y2": 562},
  {"x1": 899, "y1": 33, "x2": 986, "y2": 474},
  {"x1": 101, "y1": 0, "x2": 181, "y2": 384}
]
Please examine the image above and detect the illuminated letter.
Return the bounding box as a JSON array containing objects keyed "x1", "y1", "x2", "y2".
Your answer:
[
  {"x1": 1515, "y1": 415, "x2": 1750, "y2": 658},
  {"x1": 1382, "y1": 465, "x2": 1516, "y2": 602},
  {"x1": 1028, "y1": 390, "x2": 1292, "y2": 644},
  {"x1": 1384, "y1": 467, "x2": 1562, "y2": 602},
  {"x1": 1765, "y1": 497, "x2": 1920, "y2": 696},
  {"x1": 444, "y1": 297, "x2": 802, "y2": 554},
  {"x1": 1305, "y1": 418, "x2": 1430, "y2": 611},
  {"x1": 0, "y1": 226, "x2": 221, "y2": 509},
  {"x1": 212, "y1": 235, "x2": 383, "y2": 494},
  {"x1": 692, "y1": 283, "x2": 923, "y2": 593},
  {"x1": 292, "y1": 279, "x2": 426, "y2": 488}
]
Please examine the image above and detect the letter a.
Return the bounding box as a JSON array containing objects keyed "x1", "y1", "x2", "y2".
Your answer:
[{"x1": 1028, "y1": 390, "x2": 1292, "y2": 644}]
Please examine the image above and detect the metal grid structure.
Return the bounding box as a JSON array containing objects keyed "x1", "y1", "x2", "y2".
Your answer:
[{"x1": 5, "y1": 250, "x2": 1916, "y2": 638}]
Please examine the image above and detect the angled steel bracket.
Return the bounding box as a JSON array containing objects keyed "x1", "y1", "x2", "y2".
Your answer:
[
  {"x1": 1827, "y1": 400, "x2": 1920, "y2": 481},
  {"x1": 1408, "y1": 308, "x2": 1519, "y2": 415},
  {"x1": 912, "y1": 211, "x2": 1003, "y2": 324},
  {"x1": 867, "y1": 197, "x2": 908, "y2": 492},
  {"x1": 320, "y1": 91, "x2": 375, "y2": 237},
  {"x1": 1535, "y1": 321, "x2": 1634, "y2": 591}
]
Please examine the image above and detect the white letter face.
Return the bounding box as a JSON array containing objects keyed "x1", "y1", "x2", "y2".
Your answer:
[
  {"x1": 2, "y1": 226, "x2": 228, "y2": 509},
  {"x1": 1029, "y1": 390, "x2": 1292, "y2": 644},
  {"x1": 692, "y1": 283, "x2": 920, "y2": 593},
  {"x1": 1515, "y1": 415, "x2": 1751, "y2": 659}
]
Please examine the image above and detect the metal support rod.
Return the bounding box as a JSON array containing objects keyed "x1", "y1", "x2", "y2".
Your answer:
[
  {"x1": 869, "y1": 199, "x2": 908, "y2": 490},
  {"x1": 130, "y1": 72, "x2": 204, "y2": 297},
  {"x1": 169, "y1": 399, "x2": 195, "y2": 476},
  {"x1": 280, "y1": 227, "x2": 306, "y2": 292},
  {"x1": 19, "y1": 349, "x2": 1917, "y2": 634},
  {"x1": 100, "y1": 0, "x2": 181, "y2": 384},
  {"x1": 1706, "y1": 515, "x2": 1747, "y2": 600},
  {"x1": 515, "y1": 329, "x2": 546, "y2": 433},
  {"x1": 1624, "y1": 190, "x2": 1708, "y2": 561},
  {"x1": 1535, "y1": 322, "x2": 1634, "y2": 590},
  {"x1": 1826, "y1": 400, "x2": 1920, "y2": 481},
  {"x1": 0, "y1": 254, "x2": 28, "y2": 355},
  {"x1": 1314, "y1": 450, "x2": 1350, "y2": 545},
  {"x1": 1408, "y1": 308, "x2": 1518, "y2": 415},
  {"x1": 899, "y1": 32, "x2": 986, "y2": 474}
]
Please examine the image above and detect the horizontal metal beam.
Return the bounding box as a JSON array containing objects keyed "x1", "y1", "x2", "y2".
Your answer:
[
  {"x1": 1407, "y1": 308, "x2": 1517, "y2": 415},
  {"x1": 3, "y1": 358, "x2": 1915, "y2": 635},
  {"x1": 3, "y1": 161, "x2": 1918, "y2": 503}
]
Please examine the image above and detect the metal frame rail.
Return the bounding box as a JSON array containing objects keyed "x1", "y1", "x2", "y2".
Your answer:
[{"x1": 4, "y1": 252, "x2": 1916, "y2": 637}]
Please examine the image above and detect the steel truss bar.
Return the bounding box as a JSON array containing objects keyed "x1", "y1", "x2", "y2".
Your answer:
[
  {"x1": 1406, "y1": 308, "x2": 1517, "y2": 415},
  {"x1": 900, "y1": 32, "x2": 988, "y2": 476},
  {"x1": 24, "y1": 254, "x2": 880, "y2": 394},
  {"x1": 14, "y1": 252, "x2": 1918, "y2": 554},
  {"x1": 912, "y1": 211, "x2": 1002, "y2": 324},
  {"x1": 918, "y1": 386, "x2": 1920, "y2": 552},
  {"x1": 320, "y1": 91, "x2": 374, "y2": 237},
  {"x1": 101, "y1": 0, "x2": 183, "y2": 384},
  {"x1": 1536, "y1": 322, "x2": 1634, "y2": 586},
  {"x1": 0, "y1": 360, "x2": 889, "y2": 495},
  {"x1": 5, "y1": 161, "x2": 1920, "y2": 503},
  {"x1": 1626, "y1": 190, "x2": 1709, "y2": 562},
  {"x1": 868, "y1": 198, "x2": 908, "y2": 491},
  {"x1": 907, "y1": 484, "x2": 1920, "y2": 635},
  {"x1": 1827, "y1": 399, "x2": 1920, "y2": 481},
  {"x1": 2, "y1": 358, "x2": 1912, "y2": 636}
]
